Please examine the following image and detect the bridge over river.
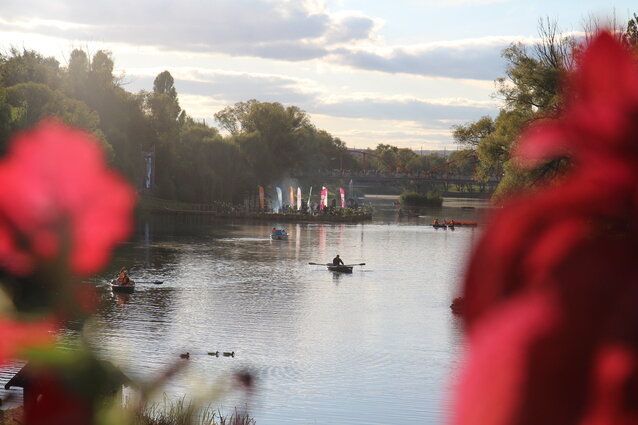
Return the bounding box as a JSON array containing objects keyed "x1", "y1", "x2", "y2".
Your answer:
[{"x1": 291, "y1": 170, "x2": 500, "y2": 196}]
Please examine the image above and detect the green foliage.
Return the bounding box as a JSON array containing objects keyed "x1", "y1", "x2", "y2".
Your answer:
[
  {"x1": 626, "y1": 13, "x2": 638, "y2": 46},
  {"x1": 447, "y1": 149, "x2": 477, "y2": 175},
  {"x1": 400, "y1": 190, "x2": 442, "y2": 207},
  {"x1": 475, "y1": 109, "x2": 532, "y2": 180},
  {"x1": 0, "y1": 48, "x2": 61, "y2": 89},
  {"x1": 214, "y1": 99, "x2": 348, "y2": 180},
  {"x1": 452, "y1": 18, "x2": 577, "y2": 199},
  {"x1": 0, "y1": 45, "x2": 482, "y2": 206},
  {"x1": 453, "y1": 116, "x2": 495, "y2": 148}
]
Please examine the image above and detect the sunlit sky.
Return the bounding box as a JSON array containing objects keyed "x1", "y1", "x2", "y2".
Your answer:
[{"x1": 1, "y1": 0, "x2": 635, "y2": 150}]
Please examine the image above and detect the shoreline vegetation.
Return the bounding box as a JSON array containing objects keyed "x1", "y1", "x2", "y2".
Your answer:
[
  {"x1": 138, "y1": 196, "x2": 373, "y2": 222},
  {"x1": 0, "y1": 400, "x2": 256, "y2": 425},
  {"x1": 399, "y1": 191, "x2": 443, "y2": 207}
]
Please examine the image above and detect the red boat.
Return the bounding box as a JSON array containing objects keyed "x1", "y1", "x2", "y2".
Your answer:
[{"x1": 444, "y1": 220, "x2": 478, "y2": 227}]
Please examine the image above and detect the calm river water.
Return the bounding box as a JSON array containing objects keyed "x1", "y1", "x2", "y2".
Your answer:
[{"x1": 7, "y1": 198, "x2": 487, "y2": 424}]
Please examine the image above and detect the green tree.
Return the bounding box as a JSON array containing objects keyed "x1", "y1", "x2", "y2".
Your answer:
[
  {"x1": 373, "y1": 144, "x2": 399, "y2": 171},
  {"x1": 214, "y1": 99, "x2": 258, "y2": 136},
  {"x1": 452, "y1": 19, "x2": 575, "y2": 200},
  {"x1": 396, "y1": 148, "x2": 418, "y2": 172},
  {"x1": 146, "y1": 70, "x2": 181, "y2": 135},
  {"x1": 143, "y1": 71, "x2": 183, "y2": 198},
  {"x1": 448, "y1": 150, "x2": 478, "y2": 175},
  {"x1": 0, "y1": 48, "x2": 61, "y2": 89},
  {"x1": 4, "y1": 82, "x2": 112, "y2": 157},
  {"x1": 66, "y1": 49, "x2": 90, "y2": 99},
  {"x1": 0, "y1": 89, "x2": 15, "y2": 150},
  {"x1": 625, "y1": 13, "x2": 638, "y2": 47},
  {"x1": 452, "y1": 116, "x2": 495, "y2": 149},
  {"x1": 214, "y1": 100, "x2": 314, "y2": 183}
]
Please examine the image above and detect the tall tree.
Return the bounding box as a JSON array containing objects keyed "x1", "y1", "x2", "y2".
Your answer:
[
  {"x1": 67, "y1": 49, "x2": 90, "y2": 99},
  {"x1": 0, "y1": 49, "x2": 61, "y2": 89},
  {"x1": 214, "y1": 100, "x2": 313, "y2": 183},
  {"x1": 452, "y1": 19, "x2": 576, "y2": 200}
]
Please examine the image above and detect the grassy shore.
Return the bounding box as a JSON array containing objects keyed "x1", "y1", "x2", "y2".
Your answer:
[{"x1": 0, "y1": 401, "x2": 255, "y2": 425}]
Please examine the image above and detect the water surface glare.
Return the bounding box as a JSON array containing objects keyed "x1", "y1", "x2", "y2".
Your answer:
[{"x1": 93, "y1": 211, "x2": 478, "y2": 424}]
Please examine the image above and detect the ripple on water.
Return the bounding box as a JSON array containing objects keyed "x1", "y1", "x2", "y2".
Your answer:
[{"x1": 89, "y1": 217, "x2": 474, "y2": 425}]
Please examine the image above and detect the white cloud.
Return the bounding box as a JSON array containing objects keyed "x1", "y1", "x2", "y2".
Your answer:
[
  {"x1": 329, "y1": 35, "x2": 535, "y2": 80},
  {"x1": 0, "y1": 0, "x2": 525, "y2": 80},
  {"x1": 0, "y1": 0, "x2": 378, "y2": 61},
  {"x1": 123, "y1": 69, "x2": 500, "y2": 148}
]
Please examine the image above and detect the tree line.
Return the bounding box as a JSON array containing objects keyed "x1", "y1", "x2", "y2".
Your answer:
[
  {"x1": 0, "y1": 48, "x2": 475, "y2": 206},
  {"x1": 453, "y1": 14, "x2": 638, "y2": 201}
]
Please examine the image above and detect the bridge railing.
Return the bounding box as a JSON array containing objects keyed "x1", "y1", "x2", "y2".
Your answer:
[{"x1": 293, "y1": 169, "x2": 500, "y2": 182}]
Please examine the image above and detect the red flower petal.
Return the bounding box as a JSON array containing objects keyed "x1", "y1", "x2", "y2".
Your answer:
[
  {"x1": 0, "y1": 120, "x2": 136, "y2": 276},
  {"x1": 514, "y1": 120, "x2": 573, "y2": 168},
  {"x1": 451, "y1": 290, "x2": 559, "y2": 425},
  {"x1": 455, "y1": 32, "x2": 638, "y2": 425},
  {"x1": 579, "y1": 346, "x2": 635, "y2": 425},
  {"x1": 0, "y1": 319, "x2": 55, "y2": 363}
]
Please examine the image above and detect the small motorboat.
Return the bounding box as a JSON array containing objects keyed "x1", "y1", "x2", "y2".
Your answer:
[
  {"x1": 271, "y1": 229, "x2": 288, "y2": 240},
  {"x1": 327, "y1": 265, "x2": 354, "y2": 273},
  {"x1": 111, "y1": 279, "x2": 135, "y2": 293}
]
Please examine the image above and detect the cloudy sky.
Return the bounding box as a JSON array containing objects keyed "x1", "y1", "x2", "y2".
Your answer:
[{"x1": 1, "y1": 0, "x2": 635, "y2": 150}]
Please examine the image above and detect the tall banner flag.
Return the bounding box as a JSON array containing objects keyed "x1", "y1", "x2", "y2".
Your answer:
[
  {"x1": 258, "y1": 186, "x2": 265, "y2": 210},
  {"x1": 297, "y1": 187, "x2": 302, "y2": 210},
  {"x1": 349, "y1": 179, "x2": 354, "y2": 203},
  {"x1": 143, "y1": 151, "x2": 154, "y2": 189},
  {"x1": 323, "y1": 187, "x2": 329, "y2": 208},
  {"x1": 307, "y1": 186, "x2": 313, "y2": 209},
  {"x1": 340, "y1": 187, "x2": 345, "y2": 208},
  {"x1": 276, "y1": 187, "x2": 283, "y2": 212},
  {"x1": 319, "y1": 187, "x2": 327, "y2": 211},
  {"x1": 290, "y1": 186, "x2": 295, "y2": 207}
]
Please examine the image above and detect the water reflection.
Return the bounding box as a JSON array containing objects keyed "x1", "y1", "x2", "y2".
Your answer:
[
  {"x1": 85, "y1": 207, "x2": 479, "y2": 424},
  {"x1": 113, "y1": 292, "x2": 130, "y2": 306}
]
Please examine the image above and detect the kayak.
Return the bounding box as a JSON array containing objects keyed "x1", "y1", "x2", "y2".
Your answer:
[
  {"x1": 111, "y1": 279, "x2": 135, "y2": 293},
  {"x1": 328, "y1": 265, "x2": 353, "y2": 273}
]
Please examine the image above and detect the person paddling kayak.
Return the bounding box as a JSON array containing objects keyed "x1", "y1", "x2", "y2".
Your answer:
[{"x1": 333, "y1": 255, "x2": 344, "y2": 266}]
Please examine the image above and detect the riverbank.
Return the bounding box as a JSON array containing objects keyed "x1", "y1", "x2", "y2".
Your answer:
[
  {"x1": 0, "y1": 404, "x2": 255, "y2": 425},
  {"x1": 145, "y1": 209, "x2": 372, "y2": 223},
  {"x1": 138, "y1": 196, "x2": 372, "y2": 222}
]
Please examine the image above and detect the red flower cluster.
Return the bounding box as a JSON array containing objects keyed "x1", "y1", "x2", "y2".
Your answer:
[
  {"x1": 0, "y1": 120, "x2": 136, "y2": 276},
  {"x1": 0, "y1": 319, "x2": 54, "y2": 363},
  {"x1": 452, "y1": 33, "x2": 638, "y2": 425}
]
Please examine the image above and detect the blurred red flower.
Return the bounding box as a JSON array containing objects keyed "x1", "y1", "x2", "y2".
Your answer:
[
  {"x1": 452, "y1": 33, "x2": 638, "y2": 425},
  {"x1": 24, "y1": 371, "x2": 92, "y2": 425},
  {"x1": 0, "y1": 319, "x2": 53, "y2": 363},
  {"x1": 0, "y1": 120, "x2": 136, "y2": 276}
]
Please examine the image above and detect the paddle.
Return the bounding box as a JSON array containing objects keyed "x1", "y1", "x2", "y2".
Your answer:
[
  {"x1": 308, "y1": 262, "x2": 365, "y2": 267},
  {"x1": 135, "y1": 280, "x2": 164, "y2": 285},
  {"x1": 344, "y1": 263, "x2": 366, "y2": 266}
]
